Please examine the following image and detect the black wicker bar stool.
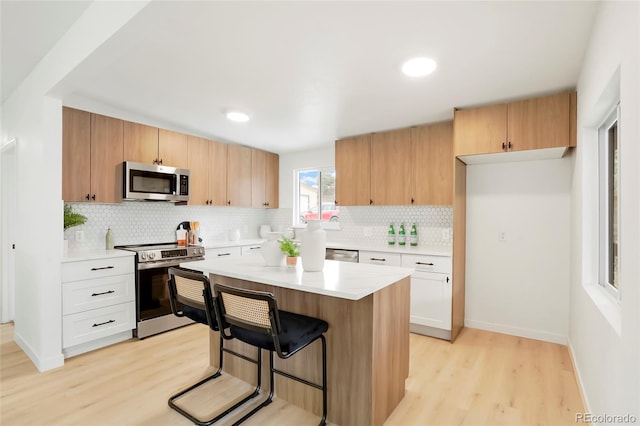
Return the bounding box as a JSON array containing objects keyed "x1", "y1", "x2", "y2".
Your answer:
[
  {"x1": 166, "y1": 267, "x2": 262, "y2": 425},
  {"x1": 213, "y1": 283, "x2": 329, "y2": 426}
]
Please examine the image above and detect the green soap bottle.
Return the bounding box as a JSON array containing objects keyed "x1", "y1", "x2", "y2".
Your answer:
[
  {"x1": 410, "y1": 223, "x2": 418, "y2": 246},
  {"x1": 398, "y1": 224, "x2": 406, "y2": 246},
  {"x1": 388, "y1": 224, "x2": 396, "y2": 245}
]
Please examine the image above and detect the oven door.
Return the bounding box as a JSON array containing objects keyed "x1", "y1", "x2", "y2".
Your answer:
[{"x1": 136, "y1": 264, "x2": 194, "y2": 338}]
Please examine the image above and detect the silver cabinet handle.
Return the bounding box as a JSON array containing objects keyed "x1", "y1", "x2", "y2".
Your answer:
[
  {"x1": 92, "y1": 319, "x2": 115, "y2": 327},
  {"x1": 370, "y1": 257, "x2": 386, "y2": 262}
]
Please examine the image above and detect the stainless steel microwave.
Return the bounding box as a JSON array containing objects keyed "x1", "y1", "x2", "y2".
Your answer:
[{"x1": 123, "y1": 161, "x2": 189, "y2": 202}]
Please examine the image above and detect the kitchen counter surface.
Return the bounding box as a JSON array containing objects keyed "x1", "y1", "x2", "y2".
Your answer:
[
  {"x1": 326, "y1": 241, "x2": 452, "y2": 257},
  {"x1": 203, "y1": 239, "x2": 264, "y2": 249},
  {"x1": 182, "y1": 256, "x2": 413, "y2": 300},
  {"x1": 62, "y1": 248, "x2": 135, "y2": 263}
]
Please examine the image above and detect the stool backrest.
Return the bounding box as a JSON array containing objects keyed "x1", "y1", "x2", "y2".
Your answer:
[
  {"x1": 168, "y1": 267, "x2": 218, "y2": 331},
  {"x1": 213, "y1": 283, "x2": 282, "y2": 336}
]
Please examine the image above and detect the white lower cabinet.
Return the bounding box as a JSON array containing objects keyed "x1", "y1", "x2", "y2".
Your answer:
[
  {"x1": 402, "y1": 254, "x2": 452, "y2": 340},
  {"x1": 241, "y1": 244, "x2": 262, "y2": 256},
  {"x1": 358, "y1": 250, "x2": 402, "y2": 266},
  {"x1": 204, "y1": 246, "x2": 242, "y2": 259},
  {"x1": 62, "y1": 254, "x2": 135, "y2": 357}
]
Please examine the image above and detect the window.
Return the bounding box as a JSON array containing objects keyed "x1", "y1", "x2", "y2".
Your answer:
[
  {"x1": 598, "y1": 104, "x2": 620, "y2": 295},
  {"x1": 295, "y1": 168, "x2": 339, "y2": 226}
]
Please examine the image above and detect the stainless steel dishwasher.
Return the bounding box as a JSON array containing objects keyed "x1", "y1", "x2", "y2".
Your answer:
[{"x1": 325, "y1": 248, "x2": 359, "y2": 263}]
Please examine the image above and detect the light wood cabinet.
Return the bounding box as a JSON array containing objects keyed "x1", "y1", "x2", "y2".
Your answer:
[
  {"x1": 336, "y1": 122, "x2": 453, "y2": 206},
  {"x1": 371, "y1": 128, "x2": 413, "y2": 205},
  {"x1": 62, "y1": 107, "x2": 91, "y2": 202},
  {"x1": 123, "y1": 123, "x2": 188, "y2": 168},
  {"x1": 227, "y1": 144, "x2": 252, "y2": 207},
  {"x1": 251, "y1": 149, "x2": 279, "y2": 208},
  {"x1": 187, "y1": 136, "x2": 228, "y2": 206},
  {"x1": 335, "y1": 134, "x2": 371, "y2": 206},
  {"x1": 454, "y1": 91, "x2": 573, "y2": 156},
  {"x1": 411, "y1": 122, "x2": 454, "y2": 205},
  {"x1": 63, "y1": 107, "x2": 123, "y2": 203}
]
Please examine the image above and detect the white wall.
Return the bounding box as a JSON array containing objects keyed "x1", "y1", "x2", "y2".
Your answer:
[
  {"x1": 569, "y1": 1, "x2": 640, "y2": 417},
  {"x1": 0, "y1": 2, "x2": 149, "y2": 371},
  {"x1": 465, "y1": 158, "x2": 571, "y2": 344}
]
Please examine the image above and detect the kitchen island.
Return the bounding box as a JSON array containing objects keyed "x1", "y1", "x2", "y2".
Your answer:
[{"x1": 184, "y1": 256, "x2": 413, "y2": 426}]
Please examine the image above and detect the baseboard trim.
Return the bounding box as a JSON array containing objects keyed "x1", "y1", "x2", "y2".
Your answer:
[
  {"x1": 14, "y1": 330, "x2": 64, "y2": 372},
  {"x1": 567, "y1": 337, "x2": 591, "y2": 413},
  {"x1": 464, "y1": 319, "x2": 567, "y2": 345}
]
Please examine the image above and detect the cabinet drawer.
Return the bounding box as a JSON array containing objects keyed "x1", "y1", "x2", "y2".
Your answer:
[
  {"x1": 241, "y1": 245, "x2": 262, "y2": 256},
  {"x1": 63, "y1": 274, "x2": 135, "y2": 315},
  {"x1": 401, "y1": 254, "x2": 451, "y2": 274},
  {"x1": 359, "y1": 251, "x2": 401, "y2": 267},
  {"x1": 63, "y1": 301, "x2": 135, "y2": 348},
  {"x1": 62, "y1": 256, "x2": 134, "y2": 282},
  {"x1": 205, "y1": 246, "x2": 241, "y2": 259}
]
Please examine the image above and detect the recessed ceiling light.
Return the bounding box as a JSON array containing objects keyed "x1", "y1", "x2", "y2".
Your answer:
[
  {"x1": 401, "y1": 57, "x2": 437, "y2": 77},
  {"x1": 226, "y1": 111, "x2": 250, "y2": 122}
]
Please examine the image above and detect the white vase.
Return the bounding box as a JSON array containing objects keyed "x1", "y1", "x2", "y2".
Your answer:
[
  {"x1": 301, "y1": 220, "x2": 326, "y2": 272},
  {"x1": 261, "y1": 232, "x2": 284, "y2": 266}
]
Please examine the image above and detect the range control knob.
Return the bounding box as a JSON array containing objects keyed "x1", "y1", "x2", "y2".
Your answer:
[
  {"x1": 139, "y1": 252, "x2": 147, "y2": 261},
  {"x1": 148, "y1": 252, "x2": 156, "y2": 260}
]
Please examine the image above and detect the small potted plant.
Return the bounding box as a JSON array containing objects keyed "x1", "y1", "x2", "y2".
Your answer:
[{"x1": 279, "y1": 237, "x2": 300, "y2": 267}]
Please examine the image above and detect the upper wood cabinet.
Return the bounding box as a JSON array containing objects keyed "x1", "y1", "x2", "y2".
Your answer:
[
  {"x1": 370, "y1": 128, "x2": 413, "y2": 205},
  {"x1": 227, "y1": 144, "x2": 252, "y2": 207},
  {"x1": 412, "y1": 122, "x2": 454, "y2": 205},
  {"x1": 62, "y1": 107, "x2": 91, "y2": 202},
  {"x1": 187, "y1": 136, "x2": 228, "y2": 206},
  {"x1": 335, "y1": 122, "x2": 453, "y2": 207},
  {"x1": 123, "y1": 122, "x2": 188, "y2": 168},
  {"x1": 251, "y1": 149, "x2": 279, "y2": 208},
  {"x1": 89, "y1": 113, "x2": 124, "y2": 203},
  {"x1": 62, "y1": 107, "x2": 123, "y2": 203},
  {"x1": 454, "y1": 91, "x2": 573, "y2": 156},
  {"x1": 335, "y1": 134, "x2": 371, "y2": 206}
]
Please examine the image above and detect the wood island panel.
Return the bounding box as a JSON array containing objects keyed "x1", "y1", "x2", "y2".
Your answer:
[{"x1": 208, "y1": 274, "x2": 410, "y2": 426}]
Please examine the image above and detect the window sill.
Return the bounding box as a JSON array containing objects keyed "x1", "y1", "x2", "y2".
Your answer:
[{"x1": 583, "y1": 282, "x2": 622, "y2": 336}]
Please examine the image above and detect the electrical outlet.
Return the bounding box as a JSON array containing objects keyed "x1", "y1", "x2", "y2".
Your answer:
[
  {"x1": 498, "y1": 231, "x2": 507, "y2": 242},
  {"x1": 75, "y1": 230, "x2": 84, "y2": 241},
  {"x1": 363, "y1": 227, "x2": 372, "y2": 237}
]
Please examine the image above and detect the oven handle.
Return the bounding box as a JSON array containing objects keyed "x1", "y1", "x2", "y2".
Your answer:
[{"x1": 137, "y1": 257, "x2": 204, "y2": 270}]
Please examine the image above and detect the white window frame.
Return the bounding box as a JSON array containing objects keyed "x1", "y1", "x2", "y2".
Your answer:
[
  {"x1": 293, "y1": 167, "x2": 340, "y2": 230},
  {"x1": 597, "y1": 103, "x2": 621, "y2": 300}
]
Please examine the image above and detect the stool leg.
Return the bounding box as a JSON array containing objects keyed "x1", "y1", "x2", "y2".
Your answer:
[{"x1": 232, "y1": 350, "x2": 275, "y2": 425}]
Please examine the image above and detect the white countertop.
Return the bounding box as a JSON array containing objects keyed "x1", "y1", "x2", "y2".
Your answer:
[
  {"x1": 326, "y1": 241, "x2": 452, "y2": 257},
  {"x1": 62, "y1": 248, "x2": 135, "y2": 263},
  {"x1": 182, "y1": 256, "x2": 414, "y2": 301}
]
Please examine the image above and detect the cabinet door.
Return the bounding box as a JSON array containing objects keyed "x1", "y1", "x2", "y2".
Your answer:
[
  {"x1": 187, "y1": 136, "x2": 210, "y2": 206},
  {"x1": 90, "y1": 114, "x2": 123, "y2": 203},
  {"x1": 370, "y1": 128, "x2": 412, "y2": 205},
  {"x1": 409, "y1": 273, "x2": 452, "y2": 330},
  {"x1": 265, "y1": 151, "x2": 279, "y2": 208},
  {"x1": 335, "y1": 135, "x2": 371, "y2": 206},
  {"x1": 507, "y1": 91, "x2": 571, "y2": 151},
  {"x1": 453, "y1": 103, "x2": 507, "y2": 156},
  {"x1": 412, "y1": 122, "x2": 453, "y2": 205},
  {"x1": 123, "y1": 121, "x2": 158, "y2": 164},
  {"x1": 62, "y1": 107, "x2": 91, "y2": 202},
  {"x1": 227, "y1": 144, "x2": 252, "y2": 207},
  {"x1": 251, "y1": 149, "x2": 267, "y2": 208},
  {"x1": 208, "y1": 140, "x2": 228, "y2": 206},
  {"x1": 158, "y1": 129, "x2": 188, "y2": 169}
]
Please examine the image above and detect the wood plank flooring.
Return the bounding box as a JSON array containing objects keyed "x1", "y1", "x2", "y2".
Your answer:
[{"x1": 0, "y1": 323, "x2": 583, "y2": 425}]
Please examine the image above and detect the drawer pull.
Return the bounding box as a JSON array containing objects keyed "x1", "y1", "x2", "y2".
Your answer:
[
  {"x1": 91, "y1": 290, "x2": 115, "y2": 297},
  {"x1": 217, "y1": 253, "x2": 231, "y2": 257},
  {"x1": 415, "y1": 262, "x2": 434, "y2": 266},
  {"x1": 370, "y1": 257, "x2": 386, "y2": 262},
  {"x1": 92, "y1": 319, "x2": 115, "y2": 328},
  {"x1": 249, "y1": 247, "x2": 260, "y2": 250},
  {"x1": 91, "y1": 266, "x2": 115, "y2": 271}
]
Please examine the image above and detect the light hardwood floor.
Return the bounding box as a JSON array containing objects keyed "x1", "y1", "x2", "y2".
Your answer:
[{"x1": 0, "y1": 323, "x2": 584, "y2": 426}]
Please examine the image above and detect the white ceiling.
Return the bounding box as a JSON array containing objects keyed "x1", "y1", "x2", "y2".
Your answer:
[{"x1": 2, "y1": 1, "x2": 598, "y2": 154}]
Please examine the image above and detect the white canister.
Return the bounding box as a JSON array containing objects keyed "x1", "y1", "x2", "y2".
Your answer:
[
  {"x1": 261, "y1": 232, "x2": 284, "y2": 266},
  {"x1": 300, "y1": 220, "x2": 326, "y2": 272}
]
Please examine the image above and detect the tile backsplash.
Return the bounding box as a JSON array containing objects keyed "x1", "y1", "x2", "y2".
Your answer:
[{"x1": 66, "y1": 202, "x2": 452, "y2": 250}]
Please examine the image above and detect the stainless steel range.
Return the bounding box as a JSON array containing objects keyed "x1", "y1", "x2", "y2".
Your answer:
[{"x1": 115, "y1": 243, "x2": 205, "y2": 338}]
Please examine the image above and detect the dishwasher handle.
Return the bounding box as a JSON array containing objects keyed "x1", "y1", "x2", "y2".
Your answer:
[{"x1": 325, "y1": 248, "x2": 359, "y2": 263}]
